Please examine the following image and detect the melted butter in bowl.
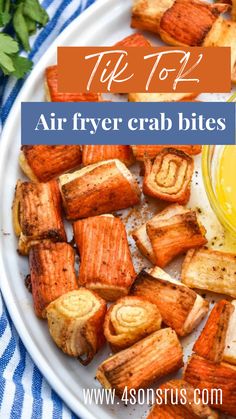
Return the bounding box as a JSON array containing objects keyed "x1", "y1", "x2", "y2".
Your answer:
[
  {"x1": 216, "y1": 145, "x2": 236, "y2": 224},
  {"x1": 202, "y1": 145, "x2": 236, "y2": 242}
]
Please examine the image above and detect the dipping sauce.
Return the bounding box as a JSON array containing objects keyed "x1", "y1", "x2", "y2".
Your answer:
[{"x1": 216, "y1": 145, "x2": 236, "y2": 225}]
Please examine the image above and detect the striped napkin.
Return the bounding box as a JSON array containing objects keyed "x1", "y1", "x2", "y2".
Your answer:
[{"x1": 0, "y1": 1, "x2": 96, "y2": 417}]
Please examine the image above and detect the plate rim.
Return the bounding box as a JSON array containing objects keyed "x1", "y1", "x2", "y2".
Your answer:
[{"x1": 0, "y1": 1, "x2": 123, "y2": 418}]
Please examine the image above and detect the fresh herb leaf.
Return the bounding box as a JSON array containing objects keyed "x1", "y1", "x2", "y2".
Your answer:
[
  {"x1": 24, "y1": 15, "x2": 37, "y2": 35},
  {"x1": 11, "y1": 54, "x2": 32, "y2": 78},
  {"x1": 23, "y1": 0, "x2": 49, "y2": 26},
  {"x1": 0, "y1": 10, "x2": 11, "y2": 26},
  {"x1": 0, "y1": 33, "x2": 19, "y2": 53},
  {"x1": 0, "y1": 0, "x2": 11, "y2": 26},
  {"x1": 13, "y1": 3, "x2": 30, "y2": 51},
  {"x1": 0, "y1": 0, "x2": 5, "y2": 11},
  {"x1": 0, "y1": 0, "x2": 49, "y2": 78},
  {"x1": 0, "y1": 50, "x2": 15, "y2": 74}
]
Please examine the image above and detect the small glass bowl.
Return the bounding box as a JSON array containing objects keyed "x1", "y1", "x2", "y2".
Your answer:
[
  {"x1": 202, "y1": 93, "x2": 236, "y2": 236},
  {"x1": 202, "y1": 145, "x2": 236, "y2": 236}
]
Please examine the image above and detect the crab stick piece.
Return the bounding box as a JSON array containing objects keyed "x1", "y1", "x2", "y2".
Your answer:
[
  {"x1": 29, "y1": 242, "x2": 78, "y2": 318},
  {"x1": 131, "y1": 145, "x2": 202, "y2": 161},
  {"x1": 184, "y1": 355, "x2": 236, "y2": 417},
  {"x1": 131, "y1": 268, "x2": 208, "y2": 336},
  {"x1": 59, "y1": 159, "x2": 140, "y2": 220},
  {"x1": 131, "y1": 0, "x2": 236, "y2": 80},
  {"x1": 133, "y1": 204, "x2": 207, "y2": 267},
  {"x1": 193, "y1": 300, "x2": 234, "y2": 363},
  {"x1": 12, "y1": 180, "x2": 66, "y2": 255},
  {"x1": 147, "y1": 379, "x2": 219, "y2": 418},
  {"x1": 46, "y1": 289, "x2": 106, "y2": 364},
  {"x1": 146, "y1": 205, "x2": 207, "y2": 267},
  {"x1": 96, "y1": 328, "x2": 183, "y2": 397},
  {"x1": 143, "y1": 148, "x2": 194, "y2": 204},
  {"x1": 82, "y1": 145, "x2": 134, "y2": 167},
  {"x1": 73, "y1": 215, "x2": 136, "y2": 301},
  {"x1": 115, "y1": 32, "x2": 151, "y2": 47},
  {"x1": 131, "y1": 0, "x2": 227, "y2": 44},
  {"x1": 19, "y1": 145, "x2": 82, "y2": 182},
  {"x1": 181, "y1": 247, "x2": 236, "y2": 298},
  {"x1": 224, "y1": 300, "x2": 236, "y2": 364},
  {"x1": 45, "y1": 65, "x2": 101, "y2": 102},
  {"x1": 104, "y1": 295, "x2": 162, "y2": 351}
]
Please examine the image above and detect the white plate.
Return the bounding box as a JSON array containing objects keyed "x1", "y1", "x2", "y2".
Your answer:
[{"x1": 0, "y1": 1, "x2": 236, "y2": 418}]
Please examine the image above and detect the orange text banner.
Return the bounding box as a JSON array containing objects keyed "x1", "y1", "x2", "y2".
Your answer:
[{"x1": 57, "y1": 46, "x2": 231, "y2": 93}]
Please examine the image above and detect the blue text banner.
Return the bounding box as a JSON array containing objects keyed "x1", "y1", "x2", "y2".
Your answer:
[{"x1": 21, "y1": 102, "x2": 235, "y2": 145}]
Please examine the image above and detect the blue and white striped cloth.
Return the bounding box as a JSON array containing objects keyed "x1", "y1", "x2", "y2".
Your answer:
[{"x1": 0, "y1": 1, "x2": 96, "y2": 417}]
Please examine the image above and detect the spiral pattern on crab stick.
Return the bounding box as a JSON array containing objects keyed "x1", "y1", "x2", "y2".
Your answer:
[
  {"x1": 104, "y1": 296, "x2": 162, "y2": 351},
  {"x1": 143, "y1": 147, "x2": 194, "y2": 204},
  {"x1": 46, "y1": 289, "x2": 106, "y2": 365}
]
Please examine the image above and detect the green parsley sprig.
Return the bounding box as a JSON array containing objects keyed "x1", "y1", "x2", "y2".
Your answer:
[{"x1": 0, "y1": 0, "x2": 49, "y2": 78}]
